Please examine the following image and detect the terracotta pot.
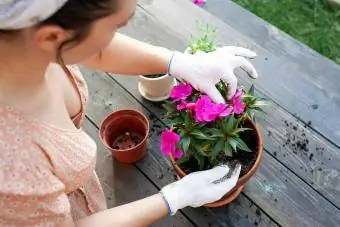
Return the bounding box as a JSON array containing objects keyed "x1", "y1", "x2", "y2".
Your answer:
[
  {"x1": 138, "y1": 74, "x2": 177, "y2": 102},
  {"x1": 169, "y1": 118, "x2": 263, "y2": 207},
  {"x1": 99, "y1": 109, "x2": 150, "y2": 164}
]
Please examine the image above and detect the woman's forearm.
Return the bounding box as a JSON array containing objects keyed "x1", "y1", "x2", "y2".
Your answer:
[
  {"x1": 76, "y1": 194, "x2": 169, "y2": 227},
  {"x1": 81, "y1": 33, "x2": 172, "y2": 75}
]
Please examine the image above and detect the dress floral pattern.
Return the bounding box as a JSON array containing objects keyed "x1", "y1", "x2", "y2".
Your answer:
[{"x1": 0, "y1": 65, "x2": 107, "y2": 226}]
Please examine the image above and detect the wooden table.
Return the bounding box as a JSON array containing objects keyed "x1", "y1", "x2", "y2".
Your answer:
[{"x1": 81, "y1": 0, "x2": 340, "y2": 226}]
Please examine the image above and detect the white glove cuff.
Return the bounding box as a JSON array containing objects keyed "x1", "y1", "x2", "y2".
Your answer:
[
  {"x1": 160, "y1": 183, "x2": 183, "y2": 216},
  {"x1": 167, "y1": 51, "x2": 190, "y2": 79}
]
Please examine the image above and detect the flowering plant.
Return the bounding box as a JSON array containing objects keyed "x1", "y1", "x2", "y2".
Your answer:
[
  {"x1": 160, "y1": 80, "x2": 268, "y2": 170},
  {"x1": 188, "y1": 23, "x2": 217, "y2": 54}
]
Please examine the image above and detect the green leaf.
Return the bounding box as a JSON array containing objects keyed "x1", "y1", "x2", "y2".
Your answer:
[
  {"x1": 184, "y1": 113, "x2": 190, "y2": 129},
  {"x1": 224, "y1": 141, "x2": 233, "y2": 157},
  {"x1": 224, "y1": 116, "x2": 235, "y2": 133},
  {"x1": 252, "y1": 106, "x2": 267, "y2": 114},
  {"x1": 194, "y1": 154, "x2": 205, "y2": 170},
  {"x1": 235, "y1": 138, "x2": 253, "y2": 152},
  {"x1": 190, "y1": 130, "x2": 215, "y2": 140},
  {"x1": 192, "y1": 143, "x2": 208, "y2": 156},
  {"x1": 181, "y1": 137, "x2": 191, "y2": 154},
  {"x1": 228, "y1": 137, "x2": 238, "y2": 151},
  {"x1": 205, "y1": 128, "x2": 224, "y2": 138},
  {"x1": 176, "y1": 154, "x2": 191, "y2": 165},
  {"x1": 248, "y1": 84, "x2": 255, "y2": 96},
  {"x1": 216, "y1": 80, "x2": 228, "y2": 99},
  {"x1": 163, "y1": 102, "x2": 176, "y2": 112},
  {"x1": 233, "y1": 127, "x2": 252, "y2": 134},
  {"x1": 211, "y1": 140, "x2": 224, "y2": 158}
]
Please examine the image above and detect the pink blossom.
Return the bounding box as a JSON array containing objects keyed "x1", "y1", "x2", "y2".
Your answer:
[
  {"x1": 170, "y1": 83, "x2": 192, "y2": 102},
  {"x1": 160, "y1": 130, "x2": 183, "y2": 159},
  {"x1": 192, "y1": 0, "x2": 206, "y2": 6},
  {"x1": 195, "y1": 95, "x2": 232, "y2": 122},
  {"x1": 176, "y1": 102, "x2": 197, "y2": 111},
  {"x1": 231, "y1": 90, "x2": 245, "y2": 114},
  {"x1": 214, "y1": 104, "x2": 233, "y2": 117},
  {"x1": 161, "y1": 129, "x2": 180, "y2": 155},
  {"x1": 173, "y1": 149, "x2": 183, "y2": 159},
  {"x1": 177, "y1": 102, "x2": 187, "y2": 111}
]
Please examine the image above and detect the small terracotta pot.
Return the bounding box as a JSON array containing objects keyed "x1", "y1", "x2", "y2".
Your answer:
[
  {"x1": 138, "y1": 74, "x2": 176, "y2": 102},
  {"x1": 169, "y1": 118, "x2": 263, "y2": 207},
  {"x1": 99, "y1": 109, "x2": 150, "y2": 164}
]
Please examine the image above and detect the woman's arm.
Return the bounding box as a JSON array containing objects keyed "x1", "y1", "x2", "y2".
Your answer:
[
  {"x1": 81, "y1": 33, "x2": 172, "y2": 75},
  {"x1": 76, "y1": 165, "x2": 240, "y2": 227},
  {"x1": 77, "y1": 194, "x2": 168, "y2": 227}
]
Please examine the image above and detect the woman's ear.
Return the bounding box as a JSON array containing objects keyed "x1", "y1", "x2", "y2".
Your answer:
[{"x1": 34, "y1": 25, "x2": 72, "y2": 54}]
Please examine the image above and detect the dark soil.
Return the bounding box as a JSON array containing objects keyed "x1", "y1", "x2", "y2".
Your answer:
[
  {"x1": 111, "y1": 132, "x2": 143, "y2": 150},
  {"x1": 180, "y1": 121, "x2": 259, "y2": 178},
  {"x1": 143, "y1": 74, "x2": 164, "y2": 78}
]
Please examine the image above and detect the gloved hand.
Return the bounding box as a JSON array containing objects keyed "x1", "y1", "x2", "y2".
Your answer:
[
  {"x1": 169, "y1": 46, "x2": 258, "y2": 103},
  {"x1": 160, "y1": 164, "x2": 241, "y2": 215}
]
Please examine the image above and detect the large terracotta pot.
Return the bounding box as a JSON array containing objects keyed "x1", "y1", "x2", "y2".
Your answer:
[
  {"x1": 169, "y1": 118, "x2": 263, "y2": 207},
  {"x1": 138, "y1": 74, "x2": 177, "y2": 102},
  {"x1": 99, "y1": 109, "x2": 149, "y2": 164}
]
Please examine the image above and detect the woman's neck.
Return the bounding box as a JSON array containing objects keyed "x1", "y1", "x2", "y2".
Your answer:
[{"x1": 0, "y1": 46, "x2": 51, "y2": 105}]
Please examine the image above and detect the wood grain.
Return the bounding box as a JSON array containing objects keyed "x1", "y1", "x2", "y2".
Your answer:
[
  {"x1": 138, "y1": 0, "x2": 340, "y2": 148},
  {"x1": 109, "y1": 73, "x2": 340, "y2": 226},
  {"x1": 82, "y1": 67, "x2": 278, "y2": 227},
  {"x1": 115, "y1": 3, "x2": 340, "y2": 209},
  {"x1": 83, "y1": 118, "x2": 195, "y2": 227}
]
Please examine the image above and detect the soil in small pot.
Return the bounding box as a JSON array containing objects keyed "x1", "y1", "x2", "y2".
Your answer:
[
  {"x1": 143, "y1": 74, "x2": 164, "y2": 78},
  {"x1": 179, "y1": 123, "x2": 259, "y2": 177},
  {"x1": 111, "y1": 132, "x2": 144, "y2": 150}
]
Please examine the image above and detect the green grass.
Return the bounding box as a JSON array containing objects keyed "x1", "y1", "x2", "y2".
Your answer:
[{"x1": 232, "y1": 0, "x2": 340, "y2": 64}]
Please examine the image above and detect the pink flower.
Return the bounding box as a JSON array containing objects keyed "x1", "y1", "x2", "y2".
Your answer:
[
  {"x1": 195, "y1": 95, "x2": 232, "y2": 122},
  {"x1": 170, "y1": 83, "x2": 192, "y2": 102},
  {"x1": 176, "y1": 102, "x2": 187, "y2": 111},
  {"x1": 214, "y1": 104, "x2": 233, "y2": 117},
  {"x1": 192, "y1": 0, "x2": 206, "y2": 6},
  {"x1": 160, "y1": 130, "x2": 183, "y2": 159},
  {"x1": 195, "y1": 95, "x2": 213, "y2": 122},
  {"x1": 173, "y1": 149, "x2": 183, "y2": 159},
  {"x1": 176, "y1": 102, "x2": 197, "y2": 111},
  {"x1": 231, "y1": 90, "x2": 245, "y2": 114}
]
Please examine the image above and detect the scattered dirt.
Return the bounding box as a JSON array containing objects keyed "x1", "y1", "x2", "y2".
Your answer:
[{"x1": 312, "y1": 104, "x2": 319, "y2": 110}]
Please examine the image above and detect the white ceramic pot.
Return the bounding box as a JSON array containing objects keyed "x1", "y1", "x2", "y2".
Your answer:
[{"x1": 138, "y1": 74, "x2": 177, "y2": 102}]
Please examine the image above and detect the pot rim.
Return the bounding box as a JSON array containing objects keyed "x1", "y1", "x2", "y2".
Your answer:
[
  {"x1": 139, "y1": 74, "x2": 170, "y2": 81},
  {"x1": 99, "y1": 108, "x2": 150, "y2": 153},
  {"x1": 169, "y1": 117, "x2": 263, "y2": 187}
]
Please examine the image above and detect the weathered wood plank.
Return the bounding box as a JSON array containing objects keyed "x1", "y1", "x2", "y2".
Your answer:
[
  {"x1": 138, "y1": 0, "x2": 340, "y2": 148},
  {"x1": 81, "y1": 67, "x2": 278, "y2": 227},
  {"x1": 109, "y1": 73, "x2": 340, "y2": 226},
  {"x1": 117, "y1": 3, "x2": 340, "y2": 209},
  {"x1": 113, "y1": 69, "x2": 340, "y2": 209},
  {"x1": 83, "y1": 118, "x2": 195, "y2": 227}
]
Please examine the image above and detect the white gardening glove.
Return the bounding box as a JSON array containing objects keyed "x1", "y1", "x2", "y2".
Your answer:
[
  {"x1": 169, "y1": 46, "x2": 258, "y2": 103},
  {"x1": 161, "y1": 164, "x2": 241, "y2": 215}
]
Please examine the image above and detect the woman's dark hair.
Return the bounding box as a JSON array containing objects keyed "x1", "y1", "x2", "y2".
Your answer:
[{"x1": 1, "y1": 0, "x2": 118, "y2": 72}]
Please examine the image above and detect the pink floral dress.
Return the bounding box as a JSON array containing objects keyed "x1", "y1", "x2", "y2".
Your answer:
[{"x1": 0, "y1": 65, "x2": 107, "y2": 226}]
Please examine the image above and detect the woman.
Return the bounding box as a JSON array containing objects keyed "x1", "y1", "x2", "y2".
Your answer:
[{"x1": 0, "y1": 0, "x2": 258, "y2": 226}]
